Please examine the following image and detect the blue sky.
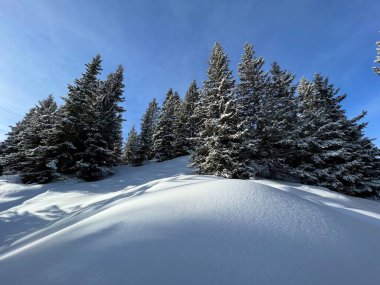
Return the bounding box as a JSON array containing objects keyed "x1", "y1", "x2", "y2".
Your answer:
[{"x1": 0, "y1": 0, "x2": 379, "y2": 144}]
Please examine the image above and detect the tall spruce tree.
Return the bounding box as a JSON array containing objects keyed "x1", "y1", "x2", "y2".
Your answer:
[
  {"x1": 153, "y1": 89, "x2": 181, "y2": 162},
  {"x1": 257, "y1": 62, "x2": 297, "y2": 178},
  {"x1": 191, "y1": 42, "x2": 251, "y2": 178},
  {"x1": 57, "y1": 55, "x2": 102, "y2": 175},
  {"x1": 174, "y1": 80, "x2": 201, "y2": 156},
  {"x1": 236, "y1": 43, "x2": 269, "y2": 177},
  {"x1": 139, "y1": 98, "x2": 160, "y2": 160},
  {"x1": 122, "y1": 126, "x2": 143, "y2": 166}
]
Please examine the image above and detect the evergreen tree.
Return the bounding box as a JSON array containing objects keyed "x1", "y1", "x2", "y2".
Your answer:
[
  {"x1": 257, "y1": 62, "x2": 297, "y2": 178},
  {"x1": 122, "y1": 126, "x2": 143, "y2": 166},
  {"x1": 374, "y1": 41, "x2": 380, "y2": 76},
  {"x1": 57, "y1": 55, "x2": 102, "y2": 174},
  {"x1": 19, "y1": 95, "x2": 59, "y2": 183},
  {"x1": 294, "y1": 74, "x2": 380, "y2": 196},
  {"x1": 153, "y1": 89, "x2": 181, "y2": 162},
  {"x1": 0, "y1": 108, "x2": 37, "y2": 175},
  {"x1": 139, "y1": 98, "x2": 160, "y2": 160},
  {"x1": 0, "y1": 142, "x2": 4, "y2": 175},
  {"x1": 174, "y1": 80, "x2": 201, "y2": 155},
  {"x1": 236, "y1": 43, "x2": 269, "y2": 177},
  {"x1": 191, "y1": 42, "x2": 251, "y2": 178}
]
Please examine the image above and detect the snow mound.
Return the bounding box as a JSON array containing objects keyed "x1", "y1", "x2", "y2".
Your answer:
[{"x1": 0, "y1": 156, "x2": 380, "y2": 284}]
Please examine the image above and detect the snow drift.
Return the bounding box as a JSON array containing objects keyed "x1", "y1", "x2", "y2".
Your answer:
[{"x1": 0, "y1": 156, "x2": 380, "y2": 285}]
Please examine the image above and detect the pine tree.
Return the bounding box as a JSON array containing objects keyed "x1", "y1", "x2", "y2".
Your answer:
[
  {"x1": 153, "y1": 89, "x2": 181, "y2": 162},
  {"x1": 236, "y1": 43, "x2": 269, "y2": 177},
  {"x1": 0, "y1": 142, "x2": 5, "y2": 175},
  {"x1": 97, "y1": 65, "x2": 125, "y2": 166},
  {"x1": 374, "y1": 41, "x2": 380, "y2": 76},
  {"x1": 57, "y1": 55, "x2": 102, "y2": 174},
  {"x1": 191, "y1": 42, "x2": 251, "y2": 178},
  {"x1": 293, "y1": 74, "x2": 380, "y2": 196},
  {"x1": 122, "y1": 126, "x2": 143, "y2": 166},
  {"x1": 257, "y1": 62, "x2": 297, "y2": 178},
  {"x1": 1, "y1": 108, "x2": 37, "y2": 175},
  {"x1": 139, "y1": 98, "x2": 160, "y2": 160},
  {"x1": 174, "y1": 80, "x2": 201, "y2": 156},
  {"x1": 19, "y1": 95, "x2": 59, "y2": 183}
]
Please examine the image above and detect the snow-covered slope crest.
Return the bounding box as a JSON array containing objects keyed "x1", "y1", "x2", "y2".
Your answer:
[{"x1": 0, "y1": 156, "x2": 380, "y2": 285}]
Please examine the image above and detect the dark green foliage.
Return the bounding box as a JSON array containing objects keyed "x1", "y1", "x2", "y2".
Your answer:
[
  {"x1": 139, "y1": 98, "x2": 160, "y2": 160},
  {"x1": 122, "y1": 126, "x2": 143, "y2": 166},
  {"x1": 174, "y1": 80, "x2": 201, "y2": 156},
  {"x1": 153, "y1": 89, "x2": 181, "y2": 162}
]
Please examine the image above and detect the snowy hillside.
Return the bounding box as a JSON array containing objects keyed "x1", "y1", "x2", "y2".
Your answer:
[{"x1": 1, "y1": 156, "x2": 380, "y2": 285}]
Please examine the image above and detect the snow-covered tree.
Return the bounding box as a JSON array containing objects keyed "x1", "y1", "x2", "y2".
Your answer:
[
  {"x1": 0, "y1": 108, "x2": 37, "y2": 175},
  {"x1": 0, "y1": 142, "x2": 4, "y2": 175},
  {"x1": 257, "y1": 62, "x2": 297, "y2": 178},
  {"x1": 139, "y1": 98, "x2": 160, "y2": 160},
  {"x1": 122, "y1": 126, "x2": 143, "y2": 166},
  {"x1": 191, "y1": 42, "x2": 251, "y2": 178},
  {"x1": 293, "y1": 74, "x2": 380, "y2": 196},
  {"x1": 98, "y1": 65, "x2": 126, "y2": 166},
  {"x1": 174, "y1": 80, "x2": 201, "y2": 156},
  {"x1": 19, "y1": 95, "x2": 59, "y2": 183},
  {"x1": 236, "y1": 43, "x2": 269, "y2": 177},
  {"x1": 56, "y1": 55, "x2": 102, "y2": 175},
  {"x1": 374, "y1": 41, "x2": 380, "y2": 76},
  {"x1": 153, "y1": 89, "x2": 181, "y2": 162}
]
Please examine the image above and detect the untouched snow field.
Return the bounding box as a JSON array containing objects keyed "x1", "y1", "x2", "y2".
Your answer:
[{"x1": 0, "y1": 156, "x2": 380, "y2": 284}]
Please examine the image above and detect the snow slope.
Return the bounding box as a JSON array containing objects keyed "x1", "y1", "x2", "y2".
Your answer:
[{"x1": 0, "y1": 156, "x2": 380, "y2": 284}]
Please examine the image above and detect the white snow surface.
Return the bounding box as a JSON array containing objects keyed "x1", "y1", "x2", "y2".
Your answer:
[{"x1": 0, "y1": 156, "x2": 380, "y2": 284}]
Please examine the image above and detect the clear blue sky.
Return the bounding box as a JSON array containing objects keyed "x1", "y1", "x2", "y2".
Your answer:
[{"x1": 0, "y1": 0, "x2": 379, "y2": 144}]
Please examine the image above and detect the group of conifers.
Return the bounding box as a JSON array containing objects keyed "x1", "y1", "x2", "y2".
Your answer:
[{"x1": 1, "y1": 42, "x2": 379, "y2": 198}]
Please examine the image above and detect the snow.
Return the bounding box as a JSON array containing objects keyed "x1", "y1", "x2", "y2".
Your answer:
[{"x1": 1, "y1": 156, "x2": 380, "y2": 284}]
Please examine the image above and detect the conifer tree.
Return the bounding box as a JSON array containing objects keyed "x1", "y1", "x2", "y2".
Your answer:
[
  {"x1": 153, "y1": 89, "x2": 181, "y2": 162},
  {"x1": 174, "y1": 80, "x2": 201, "y2": 155},
  {"x1": 236, "y1": 43, "x2": 269, "y2": 177},
  {"x1": 374, "y1": 41, "x2": 380, "y2": 76},
  {"x1": 294, "y1": 74, "x2": 380, "y2": 196},
  {"x1": 257, "y1": 62, "x2": 297, "y2": 178},
  {"x1": 192, "y1": 42, "x2": 251, "y2": 178},
  {"x1": 139, "y1": 98, "x2": 160, "y2": 160},
  {"x1": 57, "y1": 55, "x2": 102, "y2": 174},
  {"x1": 19, "y1": 95, "x2": 59, "y2": 183},
  {"x1": 0, "y1": 108, "x2": 37, "y2": 175},
  {"x1": 122, "y1": 126, "x2": 143, "y2": 166}
]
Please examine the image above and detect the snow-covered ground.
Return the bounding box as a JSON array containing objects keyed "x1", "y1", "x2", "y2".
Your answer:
[{"x1": 0, "y1": 156, "x2": 380, "y2": 284}]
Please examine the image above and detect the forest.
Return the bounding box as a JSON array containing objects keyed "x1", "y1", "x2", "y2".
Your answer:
[{"x1": 1, "y1": 41, "x2": 379, "y2": 197}]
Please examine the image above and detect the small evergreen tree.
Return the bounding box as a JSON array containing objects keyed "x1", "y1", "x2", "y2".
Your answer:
[
  {"x1": 122, "y1": 126, "x2": 143, "y2": 166},
  {"x1": 153, "y1": 89, "x2": 181, "y2": 162},
  {"x1": 374, "y1": 41, "x2": 380, "y2": 76},
  {"x1": 174, "y1": 80, "x2": 201, "y2": 155},
  {"x1": 139, "y1": 98, "x2": 160, "y2": 160}
]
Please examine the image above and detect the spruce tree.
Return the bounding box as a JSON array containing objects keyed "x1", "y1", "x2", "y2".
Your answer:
[
  {"x1": 294, "y1": 74, "x2": 380, "y2": 196},
  {"x1": 19, "y1": 95, "x2": 59, "y2": 183},
  {"x1": 139, "y1": 98, "x2": 160, "y2": 160},
  {"x1": 153, "y1": 89, "x2": 181, "y2": 162},
  {"x1": 257, "y1": 62, "x2": 297, "y2": 178},
  {"x1": 374, "y1": 41, "x2": 380, "y2": 76},
  {"x1": 174, "y1": 80, "x2": 201, "y2": 155},
  {"x1": 236, "y1": 43, "x2": 269, "y2": 177},
  {"x1": 122, "y1": 126, "x2": 143, "y2": 166},
  {"x1": 191, "y1": 42, "x2": 251, "y2": 178},
  {"x1": 57, "y1": 55, "x2": 102, "y2": 174}
]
